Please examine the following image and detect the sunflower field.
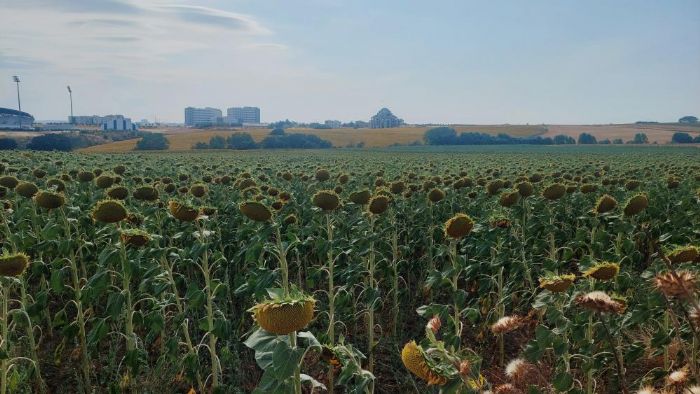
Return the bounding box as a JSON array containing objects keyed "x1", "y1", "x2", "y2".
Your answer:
[{"x1": 0, "y1": 146, "x2": 699, "y2": 394}]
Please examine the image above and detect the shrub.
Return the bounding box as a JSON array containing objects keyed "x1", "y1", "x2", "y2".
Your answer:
[
  {"x1": 0, "y1": 138, "x2": 18, "y2": 150},
  {"x1": 227, "y1": 132, "x2": 258, "y2": 150},
  {"x1": 671, "y1": 132, "x2": 693, "y2": 144},
  {"x1": 27, "y1": 134, "x2": 72, "y2": 151},
  {"x1": 577, "y1": 133, "x2": 597, "y2": 144}
]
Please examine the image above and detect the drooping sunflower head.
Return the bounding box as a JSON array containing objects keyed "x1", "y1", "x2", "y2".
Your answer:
[
  {"x1": 15, "y1": 181, "x2": 39, "y2": 198},
  {"x1": 120, "y1": 228, "x2": 151, "y2": 248},
  {"x1": 349, "y1": 190, "x2": 371, "y2": 205},
  {"x1": 623, "y1": 193, "x2": 649, "y2": 216},
  {"x1": 168, "y1": 200, "x2": 199, "y2": 222},
  {"x1": 0, "y1": 252, "x2": 30, "y2": 277},
  {"x1": 95, "y1": 174, "x2": 115, "y2": 189},
  {"x1": 34, "y1": 190, "x2": 65, "y2": 210},
  {"x1": 654, "y1": 271, "x2": 695, "y2": 300},
  {"x1": 312, "y1": 190, "x2": 340, "y2": 211},
  {"x1": 239, "y1": 201, "x2": 272, "y2": 222},
  {"x1": 444, "y1": 213, "x2": 474, "y2": 239},
  {"x1": 593, "y1": 194, "x2": 617, "y2": 215},
  {"x1": 132, "y1": 186, "x2": 159, "y2": 202},
  {"x1": 499, "y1": 190, "x2": 520, "y2": 208},
  {"x1": 542, "y1": 183, "x2": 566, "y2": 201},
  {"x1": 491, "y1": 315, "x2": 525, "y2": 335},
  {"x1": 250, "y1": 293, "x2": 316, "y2": 335},
  {"x1": 400, "y1": 341, "x2": 449, "y2": 386},
  {"x1": 107, "y1": 186, "x2": 129, "y2": 200},
  {"x1": 515, "y1": 181, "x2": 534, "y2": 198},
  {"x1": 575, "y1": 291, "x2": 625, "y2": 314},
  {"x1": 368, "y1": 195, "x2": 390, "y2": 215},
  {"x1": 580, "y1": 183, "x2": 597, "y2": 194},
  {"x1": 538, "y1": 274, "x2": 576, "y2": 292},
  {"x1": 92, "y1": 199, "x2": 128, "y2": 224},
  {"x1": 315, "y1": 169, "x2": 330, "y2": 182},
  {"x1": 190, "y1": 183, "x2": 208, "y2": 198},
  {"x1": 486, "y1": 179, "x2": 504, "y2": 196},
  {"x1": 390, "y1": 181, "x2": 406, "y2": 195},
  {"x1": 427, "y1": 188, "x2": 445, "y2": 203},
  {"x1": 666, "y1": 245, "x2": 699, "y2": 264},
  {"x1": 582, "y1": 262, "x2": 620, "y2": 281}
]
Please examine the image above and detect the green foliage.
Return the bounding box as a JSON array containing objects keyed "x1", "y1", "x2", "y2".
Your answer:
[{"x1": 134, "y1": 132, "x2": 169, "y2": 150}]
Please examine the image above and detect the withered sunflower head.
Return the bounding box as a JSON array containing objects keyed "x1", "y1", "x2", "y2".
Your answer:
[
  {"x1": 666, "y1": 245, "x2": 699, "y2": 264},
  {"x1": 120, "y1": 229, "x2": 151, "y2": 248},
  {"x1": 400, "y1": 341, "x2": 449, "y2": 386},
  {"x1": 0, "y1": 252, "x2": 30, "y2": 277},
  {"x1": 542, "y1": 183, "x2": 566, "y2": 200},
  {"x1": 168, "y1": 200, "x2": 199, "y2": 222},
  {"x1": 491, "y1": 315, "x2": 525, "y2": 335},
  {"x1": 312, "y1": 190, "x2": 340, "y2": 211},
  {"x1": 582, "y1": 262, "x2": 620, "y2": 281},
  {"x1": 368, "y1": 195, "x2": 390, "y2": 215},
  {"x1": 653, "y1": 271, "x2": 695, "y2": 300},
  {"x1": 239, "y1": 201, "x2": 272, "y2": 222},
  {"x1": 575, "y1": 291, "x2": 625, "y2": 314},
  {"x1": 444, "y1": 213, "x2": 474, "y2": 239},
  {"x1": 623, "y1": 193, "x2": 649, "y2": 216},
  {"x1": 92, "y1": 199, "x2": 128, "y2": 224},
  {"x1": 594, "y1": 194, "x2": 617, "y2": 214},
  {"x1": 540, "y1": 274, "x2": 576, "y2": 293},
  {"x1": 34, "y1": 190, "x2": 65, "y2": 210},
  {"x1": 15, "y1": 181, "x2": 39, "y2": 198}
]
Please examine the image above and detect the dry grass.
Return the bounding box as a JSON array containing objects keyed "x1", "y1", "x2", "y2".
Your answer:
[
  {"x1": 544, "y1": 124, "x2": 700, "y2": 143},
  {"x1": 79, "y1": 125, "x2": 546, "y2": 152}
]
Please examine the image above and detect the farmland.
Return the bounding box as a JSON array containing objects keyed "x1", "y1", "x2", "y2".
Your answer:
[{"x1": 0, "y1": 146, "x2": 699, "y2": 393}]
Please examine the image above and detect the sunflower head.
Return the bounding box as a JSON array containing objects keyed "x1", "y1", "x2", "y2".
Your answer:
[
  {"x1": 312, "y1": 190, "x2": 340, "y2": 211},
  {"x1": 400, "y1": 341, "x2": 449, "y2": 386},
  {"x1": 390, "y1": 181, "x2": 406, "y2": 195},
  {"x1": 0, "y1": 252, "x2": 30, "y2": 277},
  {"x1": 491, "y1": 315, "x2": 525, "y2": 335},
  {"x1": 666, "y1": 245, "x2": 699, "y2": 264},
  {"x1": 132, "y1": 186, "x2": 159, "y2": 202},
  {"x1": 107, "y1": 186, "x2": 129, "y2": 200},
  {"x1": 515, "y1": 181, "x2": 533, "y2": 198},
  {"x1": 623, "y1": 193, "x2": 648, "y2": 216},
  {"x1": 444, "y1": 213, "x2": 474, "y2": 239},
  {"x1": 575, "y1": 291, "x2": 625, "y2": 314},
  {"x1": 92, "y1": 199, "x2": 128, "y2": 223},
  {"x1": 239, "y1": 201, "x2": 272, "y2": 222},
  {"x1": 486, "y1": 179, "x2": 504, "y2": 196},
  {"x1": 427, "y1": 188, "x2": 445, "y2": 203},
  {"x1": 582, "y1": 262, "x2": 620, "y2": 281},
  {"x1": 168, "y1": 200, "x2": 199, "y2": 222},
  {"x1": 580, "y1": 183, "x2": 597, "y2": 194},
  {"x1": 15, "y1": 181, "x2": 39, "y2": 198},
  {"x1": 542, "y1": 183, "x2": 566, "y2": 200},
  {"x1": 593, "y1": 194, "x2": 617, "y2": 214},
  {"x1": 349, "y1": 190, "x2": 371, "y2": 205},
  {"x1": 77, "y1": 171, "x2": 95, "y2": 182},
  {"x1": 250, "y1": 291, "x2": 315, "y2": 335},
  {"x1": 538, "y1": 274, "x2": 576, "y2": 292},
  {"x1": 315, "y1": 169, "x2": 330, "y2": 182},
  {"x1": 654, "y1": 271, "x2": 695, "y2": 300},
  {"x1": 95, "y1": 174, "x2": 115, "y2": 189},
  {"x1": 120, "y1": 229, "x2": 151, "y2": 248},
  {"x1": 368, "y1": 195, "x2": 390, "y2": 215},
  {"x1": 190, "y1": 184, "x2": 208, "y2": 198},
  {"x1": 34, "y1": 190, "x2": 65, "y2": 210},
  {"x1": 499, "y1": 190, "x2": 520, "y2": 208}
]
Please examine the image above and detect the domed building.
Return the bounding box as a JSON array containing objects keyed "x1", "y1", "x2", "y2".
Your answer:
[
  {"x1": 0, "y1": 108, "x2": 34, "y2": 129},
  {"x1": 370, "y1": 107, "x2": 404, "y2": 128}
]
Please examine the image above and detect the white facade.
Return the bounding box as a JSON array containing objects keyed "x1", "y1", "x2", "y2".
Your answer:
[
  {"x1": 101, "y1": 115, "x2": 136, "y2": 131},
  {"x1": 0, "y1": 108, "x2": 34, "y2": 129},
  {"x1": 226, "y1": 106, "x2": 260, "y2": 124},
  {"x1": 185, "y1": 107, "x2": 222, "y2": 126}
]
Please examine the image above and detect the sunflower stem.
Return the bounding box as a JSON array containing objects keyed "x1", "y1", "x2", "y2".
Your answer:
[
  {"x1": 601, "y1": 316, "x2": 628, "y2": 394},
  {"x1": 326, "y1": 214, "x2": 335, "y2": 394}
]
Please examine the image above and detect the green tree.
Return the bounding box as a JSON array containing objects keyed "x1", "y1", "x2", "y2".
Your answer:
[
  {"x1": 226, "y1": 132, "x2": 258, "y2": 150},
  {"x1": 135, "y1": 133, "x2": 169, "y2": 150},
  {"x1": 632, "y1": 133, "x2": 648, "y2": 144},
  {"x1": 577, "y1": 133, "x2": 597, "y2": 144},
  {"x1": 209, "y1": 135, "x2": 226, "y2": 149},
  {"x1": 671, "y1": 132, "x2": 693, "y2": 143}
]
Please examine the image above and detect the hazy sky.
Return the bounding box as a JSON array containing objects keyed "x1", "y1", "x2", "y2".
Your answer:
[{"x1": 1, "y1": 0, "x2": 699, "y2": 124}]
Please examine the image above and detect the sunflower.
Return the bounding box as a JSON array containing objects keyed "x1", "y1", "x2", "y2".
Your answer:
[
  {"x1": 34, "y1": 190, "x2": 65, "y2": 210},
  {"x1": 666, "y1": 245, "x2": 699, "y2": 264},
  {"x1": 575, "y1": 291, "x2": 625, "y2": 314},
  {"x1": 368, "y1": 195, "x2": 390, "y2": 215},
  {"x1": 538, "y1": 274, "x2": 576, "y2": 292},
  {"x1": 168, "y1": 200, "x2": 199, "y2": 222},
  {"x1": 190, "y1": 184, "x2": 208, "y2": 198},
  {"x1": 107, "y1": 186, "x2": 129, "y2": 200},
  {"x1": 92, "y1": 199, "x2": 128, "y2": 223},
  {"x1": 400, "y1": 341, "x2": 449, "y2": 386},
  {"x1": 653, "y1": 271, "x2": 695, "y2": 300},
  {"x1": 239, "y1": 201, "x2": 272, "y2": 222},
  {"x1": 515, "y1": 181, "x2": 533, "y2": 197},
  {"x1": 427, "y1": 188, "x2": 445, "y2": 203},
  {"x1": 0, "y1": 252, "x2": 30, "y2": 277},
  {"x1": 132, "y1": 186, "x2": 159, "y2": 202},
  {"x1": 582, "y1": 262, "x2": 620, "y2": 281},
  {"x1": 444, "y1": 213, "x2": 474, "y2": 239},
  {"x1": 15, "y1": 181, "x2": 39, "y2": 198},
  {"x1": 250, "y1": 297, "x2": 315, "y2": 335},
  {"x1": 623, "y1": 193, "x2": 648, "y2": 216},
  {"x1": 542, "y1": 184, "x2": 566, "y2": 200},
  {"x1": 594, "y1": 194, "x2": 617, "y2": 214},
  {"x1": 349, "y1": 190, "x2": 371, "y2": 205},
  {"x1": 312, "y1": 190, "x2": 340, "y2": 211},
  {"x1": 120, "y1": 229, "x2": 151, "y2": 248},
  {"x1": 491, "y1": 315, "x2": 525, "y2": 335},
  {"x1": 499, "y1": 191, "x2": 520, "y2": 208}
]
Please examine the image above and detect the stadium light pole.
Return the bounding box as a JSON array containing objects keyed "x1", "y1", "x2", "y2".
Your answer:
[
  {"x1": 67, "y1": 85, "x2": 74, "y2": 123},
  {"x1": 12, "y1": 76, "x2": 22, "y2": 128}
]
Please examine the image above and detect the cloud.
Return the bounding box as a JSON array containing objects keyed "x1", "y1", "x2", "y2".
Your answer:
[
  {"x1": 16, "y1": 0, "x2": 142, "y2": 14},
  {"x1": 157, "y1": 5, "x2": 270, "y2": 33}
]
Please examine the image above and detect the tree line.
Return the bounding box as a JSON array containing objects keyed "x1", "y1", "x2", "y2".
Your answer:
[{"x1": 188, "y1": 128, "x2": 332, "y2": 151}]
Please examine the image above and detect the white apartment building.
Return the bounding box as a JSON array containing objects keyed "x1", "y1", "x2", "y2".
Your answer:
[{"x1": 185, "y1": 107, "x2": 222, "y2": 126}]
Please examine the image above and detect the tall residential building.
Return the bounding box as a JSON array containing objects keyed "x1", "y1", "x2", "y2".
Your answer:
[
  {"x1": 185, "y1": 107, "x2": 222, "y2": 126},
  {"x1": 227, "y1": 106, "x2": 260, "y2": 124},
  {"x1": 370, "y1": 108, "x2": 404, "y2": 128}
]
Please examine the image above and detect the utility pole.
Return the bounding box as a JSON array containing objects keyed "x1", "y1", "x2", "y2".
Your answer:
[
  {"x1": 67, "y1": 85, "x2": 74, "y2": 123},
  {"x1": 12, "y1": 76, "x2": 21, "y2": 128}
]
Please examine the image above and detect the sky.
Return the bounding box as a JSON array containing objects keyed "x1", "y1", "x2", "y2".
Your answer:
[{"x1": 0, "y1": 0, "x2": 699, "y2": 124}]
